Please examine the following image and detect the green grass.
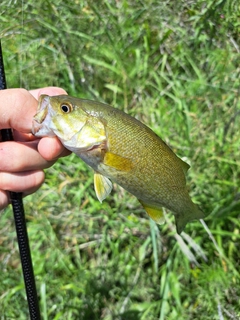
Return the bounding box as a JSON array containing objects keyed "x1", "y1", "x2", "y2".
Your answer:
[{"x1": 1, "y1": 0, "x2": 240, "y2": 319}]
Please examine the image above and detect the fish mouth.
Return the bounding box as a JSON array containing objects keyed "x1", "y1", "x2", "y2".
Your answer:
[
  {"x1": 32, "y1": 120, "x2": 42, "y2": 135},
  {"x1": 32, "y1": 95, "x2": 55, "y2": 136}
]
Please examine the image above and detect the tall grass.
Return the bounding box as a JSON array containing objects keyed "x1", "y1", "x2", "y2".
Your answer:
[{"x1": 0, "y1": 0, "x2": 240, "y2": 319}]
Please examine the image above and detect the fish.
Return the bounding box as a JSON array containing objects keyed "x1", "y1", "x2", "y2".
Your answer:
[{"x1": 32, "y1": 94, "x2": 205, "y2": 234}]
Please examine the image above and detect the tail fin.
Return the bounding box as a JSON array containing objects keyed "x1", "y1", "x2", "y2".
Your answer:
[{"x1": 175, "y1": 204, "x2": 205, "y2": 234}]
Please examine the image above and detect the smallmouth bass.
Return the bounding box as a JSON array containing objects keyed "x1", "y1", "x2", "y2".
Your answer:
[{"x1": 32, "y1": 95, "x2": 205, "y2": 233}]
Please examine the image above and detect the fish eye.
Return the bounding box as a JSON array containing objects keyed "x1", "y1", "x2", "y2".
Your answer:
[{"x1": 60, "y1": 103, "x2": 72, "y2": 113}]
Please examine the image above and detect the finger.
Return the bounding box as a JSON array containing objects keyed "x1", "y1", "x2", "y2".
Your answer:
[
  {"x1": 0, "y1": 140, "x2": 55, "y2": 172},
  {"x1": 0, "y1": 89, "x2": 37, "y2": 132},
  {"x1": 0, "y1": 87, "x2": 67, "y2": 133},
  {"x1": 0, "y1": 170, "x2": 45, "y2": 210},
  {"x1": 12, "y1": 130, "x2": 36, "y2": 142},
  {"x1": 37, "y1": 136, "x2": 71, "y2": 161},
  {"x1": 0, "y1": 190, "x2": 10, "y2": 210},
  {"x1": 0, "y1": 170, "x2": 45, "y2": 192},
  {"x1": 30, "y1": 86, "x2": 67, "y2": 100}
]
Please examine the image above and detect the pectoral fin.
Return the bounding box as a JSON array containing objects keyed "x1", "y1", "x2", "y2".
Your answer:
[
  {"x1": 94, "y1": 172, "x2": 112, "y2": 203},
  {"x1": 139, "y1": 201, "x2": 165, "y2": 225},
  {"x1": 103, "y1": 152, "x2": 134, "y2": 172}
]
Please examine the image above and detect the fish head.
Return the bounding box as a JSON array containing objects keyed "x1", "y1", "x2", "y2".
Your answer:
[{"x1": 32, "y1": 95, "x2": 106, "y2": 152}]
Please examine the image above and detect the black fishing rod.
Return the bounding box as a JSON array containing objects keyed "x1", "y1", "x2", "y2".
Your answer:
[{"x1": 0, "y1": 40, "x2": 41, "y2": 319}]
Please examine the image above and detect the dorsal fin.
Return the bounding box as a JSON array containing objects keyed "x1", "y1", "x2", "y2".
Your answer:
[{"x1": 178, "y1": 157, "x2": 190, "y2": 176}]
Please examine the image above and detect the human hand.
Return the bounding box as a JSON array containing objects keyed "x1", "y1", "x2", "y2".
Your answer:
[{"x1": 0, "y1": 87, "x2": 71, "y2": 210}]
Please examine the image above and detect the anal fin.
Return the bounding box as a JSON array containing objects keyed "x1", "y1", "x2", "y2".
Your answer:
[{"x1": 139, "y1": 200, "x2": 165, "y2": 225}]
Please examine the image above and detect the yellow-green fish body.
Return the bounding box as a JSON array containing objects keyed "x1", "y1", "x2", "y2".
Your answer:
[{"x1": 32, "y1": 95, "x2": 205, "y2": 233}]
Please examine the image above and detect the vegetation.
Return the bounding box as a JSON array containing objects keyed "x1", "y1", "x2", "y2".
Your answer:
[{"x1": 1, "y1": 0, "x2": 240, "y2": 319}]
